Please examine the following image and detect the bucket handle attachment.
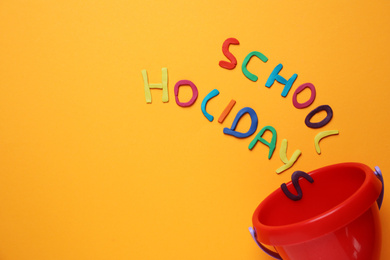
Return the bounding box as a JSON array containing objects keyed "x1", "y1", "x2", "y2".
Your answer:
[
  {"x1": 249, "y1": 227, "x2": 282, "y2": 260},
  {"x1": 374, "y1": 166, "x2": 384, "y2": 210}
]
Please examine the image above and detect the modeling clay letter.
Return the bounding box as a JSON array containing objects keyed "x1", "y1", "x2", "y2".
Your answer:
[
  {"x1": 201, "y1": 89, "x2": 220, "y2": 122},
  {"x1": 248, "y1": 126, "x2": 277, "y2": 159},
  {"x1": 314, "y1": 130, "x2": 339, "y2": 154},
  {"x1": 218, "y1": 99, "x2": 236, "y2": 123},
  {"x1": 241, "y1": 51, "x2": 268, "y2": 82},
  {"x1": 219, "y1": 38, "x2": 240, "y2": 70},
  {"x1": 276, "y1": 139, "x2": 302, "y2": 174},
  {"x1": 305, "y1": 105, "x2": 333, "y2": 128},
  {"x1": 223, "y1": 107, "x2": 258, "y2": 138},
  {"x1": 281, "y1": 171, "x2": 314, "y2": 201},
  {"x1": 292, "y1": 83, "x2": 316, "y2": 109},
  {"x1": 142, "y1": 68, "x2": 169, "y2": 103},
  {"x1": 174, "y1": 80, "x2": 198, "y2": 107},
  {"x1": 265, "y1": 64, "x2": 298, "y2": 97}
]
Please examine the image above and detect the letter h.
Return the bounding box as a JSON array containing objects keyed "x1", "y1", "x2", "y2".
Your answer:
[
  {"x1": 265, "y1": 64, "x2": 297, "y2": 97},
  {"x1": 142, "y1": 68, "x2": 168, "y2": 103}
]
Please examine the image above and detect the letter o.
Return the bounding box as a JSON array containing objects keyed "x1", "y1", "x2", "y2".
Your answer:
[
  {"x1": 305, "y1": 105, "x2": 333, "y2": 128},
  {"x1": 174, "y1": 80, "x2": 198, "y2": 107},
  {"x1": 292, "y1": 83, "x2": 316, "y2": 109}
]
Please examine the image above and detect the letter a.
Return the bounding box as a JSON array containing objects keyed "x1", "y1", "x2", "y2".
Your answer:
[{"x1": 248, "y1": 126, "x2": 277, "y2": 159}]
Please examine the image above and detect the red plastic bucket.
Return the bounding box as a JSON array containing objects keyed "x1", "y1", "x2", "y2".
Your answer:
[{"x1": 251, "y1": 163, "x2": 383, "y2": 260}]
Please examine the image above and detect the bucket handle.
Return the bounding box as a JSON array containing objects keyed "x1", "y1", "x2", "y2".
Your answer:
[
  {"x1": 249, "y1": 227, "x2": 282, "y2": 260},
  {"x1": 374, "y1": 166, "x2": 384, "y2": 210}
]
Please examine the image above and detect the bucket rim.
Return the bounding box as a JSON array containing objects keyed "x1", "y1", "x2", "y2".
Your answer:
[{"x1": 252, "y1": 162, "x2": 382, "y2": 246}]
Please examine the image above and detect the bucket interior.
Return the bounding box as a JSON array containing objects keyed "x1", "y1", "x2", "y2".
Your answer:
[{"x1": 258, "y1": 166, "x2": 366, "y2": 227}]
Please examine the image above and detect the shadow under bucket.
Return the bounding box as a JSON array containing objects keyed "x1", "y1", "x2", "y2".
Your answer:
[{"x1": 251, "y1": 163, "x2": 383, "y2": 260}]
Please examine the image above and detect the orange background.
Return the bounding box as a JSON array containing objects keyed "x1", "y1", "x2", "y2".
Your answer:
[{"x1": 0, "y1": 1, "x2": 389, "y2": 259}]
